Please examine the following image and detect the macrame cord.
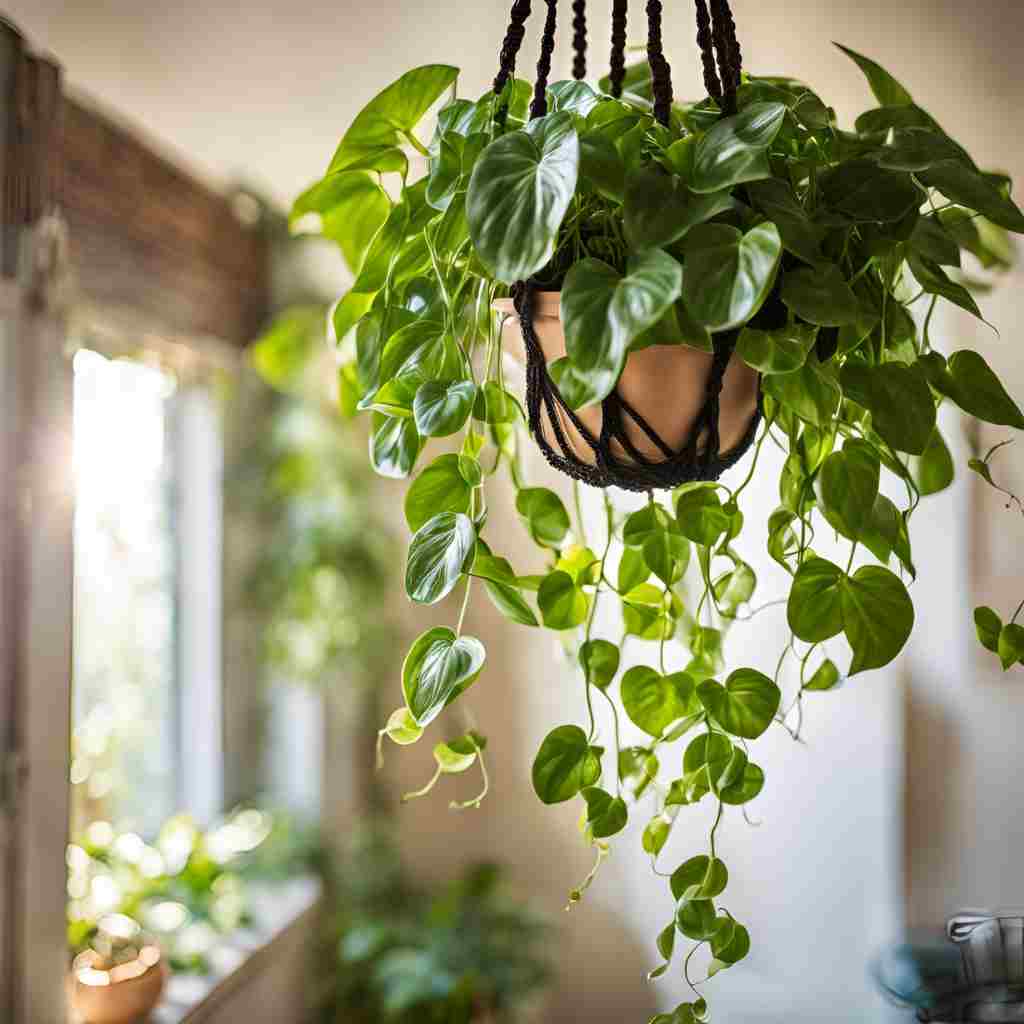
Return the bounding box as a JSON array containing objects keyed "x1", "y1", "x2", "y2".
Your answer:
[{"x1": 492, "y1": 0, "x2": 759, "y2": 492}]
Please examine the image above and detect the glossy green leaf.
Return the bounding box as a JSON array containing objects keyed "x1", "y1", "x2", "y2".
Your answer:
[
  {"x1": 670, "y1": 855, "x2": 729, "y2": 901},
  {"x1": 920, "y1": 161, "x2": 1024, "y2": 233},
  {"x1": 618, "y1": 546, "x2": 650, "y2": 593},
  {"x1": 781, "y1": 265, "x2": 862, "y2": 326},
  {"x1": 621, "y1": 667, "x2": 696, "y2": 738},
  {"x1": 532, "y1": 725, "x2": 601, "y2": 804},
  {"x1": 405, "y1": 512, "x2": 476, "y2": 605},
  {"x1": 946, "y1": 350, "x2": 1024, "y2": 429},
  {"x1": 413, "y1": 380, "x2": 476, "y2": 437},
  {"x1": 746, "y1": 178, "x2": 827, "y2": 264},
  {"x1": 763, "y1": 357, "x2": 841, "y2": 428},
  {"x1": 623, "y1": 503, "x2": 676, "y2": 548},
  {"x1": 402, "y1": 626, "x2": 486, "y2": 727},
  {"x1": 473, "y1": 381, "x2": 520, "y2": 425},
  {"x1": 676, "y1": 898, "x2": 719, "y2": 940},
  {"x1": 737, "y1": 323, "x2": 817, "y2": 375},
  {"x1": 538, "y1": 570, "x2": 588, "y2": 630},
  {"x1": 643, "y1": 817, "x2": 672, "y2": 857},
  {"x1": 580, "y1": 639, "x2": 620, "y2": 690},
  {"x1": 682, "y1": 222, "x2": 782, "y2": 331},
  {"x1": 697, "y1": 669, "x2": 781, "y2": 740},
  {"x1": 467, "y1": 112, "x2": 579, "y2": 283},
  {"x1": 997, "y1": 624, "x2": 1024, "y2": 671},
  {"x1": 818, "y1": 439, "x2": 881, "y2": 539},
  {"x1": 840, "y1": 363, "x2": 937, "y2": 455},
  {"x1": 329, "y1": 64, "x2": 459, "y2": 174},
  {"x1": 516, "y1": 487, "x2": 571, "y2": 548},
  {"x1": 561, "y1": 251, "x2": 683, "y2": 404},
  {"x1": 907, "y1": 253, "x2": 982, "y2": 320},
  {"x1": 582, "y1": 787, "x2": 628, "y2": 838},
  {"x1": 835, "y1": 43, "x2": 913, "y2": 107},
  {"x1": 675, "y1": 485, "x2": 731, "y2": 547},
  {"x1": 914, "y1": 428, "x2": 955, "y2": 496},
  {"x1": 690, "y1": 102, "x2": 786, "y2": 193},
  {"x1": 818, "y1": 160, "x2": 923, "y2": 223},
  {"x1": 624, "y1": 164, "x2": 734, "y2": 250},
  {"x1": 370, "y1": 413, "x2": 423, "y2": 479},
  {"x1": 804, "y1": 658, "x2": 842, "y2": 692},
  {"x1": 405, "y1": 453, "x2": 472, "y2": 531},
  {"x1": 382, "y1": 706, "x2": 424, "y2": 746},
  {"x1": 974, "y1": 606, "x2": 1002, "y2": 654},
  {"x1": 788, "y1": 557, "x2": 844, "y2": 642},
  {"x1": 719, "y1": 761, "x2": 765, "y2": 804},
  {"x1": 711, "y1": 919, "x2": 751, "y2": 964},
  {"x1": 840, "y1": 565, "x2": 914, "y2": 675},
  {"x1": 482, "y1": 575, "x2": 539, "y2": 627}
]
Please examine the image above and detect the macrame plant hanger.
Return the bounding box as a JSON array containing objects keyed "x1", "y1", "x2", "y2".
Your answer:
[{"x1": 492, "y1": 0, "x2": 761, "y2": 493}]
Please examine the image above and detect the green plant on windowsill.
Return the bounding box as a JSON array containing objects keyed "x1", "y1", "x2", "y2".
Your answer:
[
  {"x1": 286, "y1": 6, "x2": 1024, "y2": 1019},
  {"x1": 319, "y1": 821, "x2": 551, "y2": 1024}
]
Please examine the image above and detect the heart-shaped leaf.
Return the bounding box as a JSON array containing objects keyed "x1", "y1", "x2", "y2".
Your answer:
[
  {"x1": 697, "y1": 669, "x2": 781, "y2": 739},
  {"x1": 402, "y1": 626, "x2": 486, "y2": 727},
  {"x1": 736, "y1": 323, "x2": 818, "y2": 375},
  {"x1": 676, "y1": 898, "x2": 719, "y2": 940},
  {"x1": 580, "y1": 640, "x2": 620, "y2": 690},
  {"x1": 675, "y1": 485, "x2": 731, "y2": 547},
  {"x1": 624, "y1": 164, "x2": 735, "y2": 250},
  {"x1": 913, "y1": 428, "x2": 955, "y2": 496},
  {"x1": 839, "y1": 565, "x2": 914, "y2": 675},
  {"x1": 945, "y1": 351, "x2": 1024, "y2": 429},
  {"x1": 370, "y1": 413, "x2": 423, "y2": 479},
  {"x1": 670, "y1": 855, "x2": 729, "y2": 901},
  {"x1": 532, "y1": 725, "x2": 602, "y2": 804},
  {"x1": 997, "y1": 624, "x2": 1024, "y2": 670},
  {"x1": 413, "y1": 380, "x2": 476, "y2": 437},
  {"x1": 788, "y1": 557, "x2": 844, "y2": 642},
  {"x1": 405, "y1": 453, "x2": 473, "y2": 531},
  {"x1": 538, "y1": 570, "x2": 588, "y2": 630},
  {"x1": 467, "y1": 112, "x2": 579, "y2": 283},
  {"x1": 621, "y1": 667, "x2": 696, "y2": 738},
  {"x1": 804, "y1": 659, "x2": 842, "y2": 692},
  {"x1": 719, "y1": 761, "x2": 765, "y2": 805},
  {"x1": 582, "y1": 787, "x2": 628, "y2": 838},
  {"x1": 818, "y1": 439, "x2": 881, "y2": 539},
  {"x1": 840, "y1": 363, "x2": 936, "y2": 455},
  {"x1": 781, "y1": 265, "x2": 862, "y2": 326},
  {"x1": 818, "y1": 160, "x2": 924, "y2": 223},
  {"x1": 974, "y1": 606, "x2": 1002, "y2": 654},
  {"x1": 690, "y1": 102, "x2": 786, "y2": 193},
  {"x1": 682, "y1": 222, "x2": 782, "y2": 331},
  {"x1": 516, "y1": 487, "x2": 571, "y2": 548},
  {"x1": 561, "y1": 251, "x2": 683, "y2": 404},
  {"x1": 405, "y1": 512, "x2": 476, "y2": 605}
]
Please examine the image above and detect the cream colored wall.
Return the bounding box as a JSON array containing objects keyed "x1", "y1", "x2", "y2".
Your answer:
[{"x1": 9, "y1": 0, "x2": 1024, "y2": 1020}]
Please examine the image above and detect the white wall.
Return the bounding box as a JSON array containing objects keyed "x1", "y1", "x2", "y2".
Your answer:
[{"x1": 9, "y1": 1, "x2": 1024, "y2": 1020}]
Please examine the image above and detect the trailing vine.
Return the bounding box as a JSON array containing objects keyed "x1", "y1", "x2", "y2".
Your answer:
[{"x1": 287, "y1": 39, "x2": 1024, "y2": 1023}]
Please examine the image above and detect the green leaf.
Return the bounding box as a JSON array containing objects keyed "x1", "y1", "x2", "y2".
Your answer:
[
  {"x1": 370, "y1": 413, "x2": 423, "y2": 479},
  {"x1": 580, "y1": 640, "x2": 620, "y2": 690},
  {"x1": 697, "y1": 669, "x2": 781, "y2": 740},
  {"x1": 548, "y1": 356, "x2": 607, "y2": 411},
  {"x1": 682, "y1": 222, "x2": 782, "y2": 331},
  {"x1": 624, "y1": 164, "x2": 734, "y2": 250},
  {"x1": 621, "y1": 667, "x2": 696, "y2": 738},
  {"x1": 516, "y1": 487, "x2": 571, "y2": 548},
  {"x1": 946, "y1": 351, "x2": 1024, "y2": 429},
  {"x1": 538, "y1": 570, "x2": 588, "y2": 630},
  {"x1": 556, "y1": 544, "x2": 600, "y2": 585},
  {"x1": 643, "y1": 817, "x2": 672, "y2": 857},
  {"x1": 433, "y1": 736, "x2": 481, "y2": 775},
  {"x1": 913, "y1": 428, "x2": 955, "y2": 496},
  {"x1": 804, "y1": 658, "x2": 842, "y2": 692},
  {"x1": 690, "y1": 102, "x2": 787, "y2": 193},
  {"x1": 907, "y1": 253, "x2": 982, "y2": 320},
  {"x1": 675, "y1": 485, "x2": 731, "y2": 547},
  {"x1": 818, "y1": 439, "x2": 881, "y2": 539},
  {"x1": 840, "y1": 566, "x2": 914, "y2": 675},
  {"x1": 532, "y1": 725, "x2": 601, "y2": 804},
  {"x1": 382, "y1": 706, "x2": 424, "y2": 746},
  {"x1": 561, "y1": 251, "x2": 683, "y2": 404},
  {"x1": 746, "y1": 178, "x2": 827, "y2": 264},
  {"x1": 582, "y1": 787, "x2": 628, "y2": 838},
  {"x1": 467, "y1": 112, "x2": 579, "y2": 283},
  {"x1": 402, "y1": 626, "x2": 486, "y2": 727},
  {"x1": 482, "y1": 576, "x2": 539, "y2": 627},
  {"x1": 714, "y1": 561, "x2": 757, "y2": 611},
  {"x1": 834, "y1": 44, "x2": 913, "y2": 107},
  {"x1": 763, "y1": 357, "x2": 840, "y2": 428},
  {"x1": 711, "y1": 919, "x2": 751, "y2": 964},
  {"x1": 909, "y1": 213, "x2": 962, "y2": 266},
  {"x1": 997, "y1": 624, "x2": 1024, "y2": 671},
  {"x1": 781, "y1": 265, "x2": 862, "y2": 326},
  {"x1": 840, "y1": 363, "x2": 937, "y2": 455},
  {"x1": 670, "y1": 855, "x2": 729, "y2": 901},
  {"x1": 676, "y1": 899, "x2": 719, "y2": 940},
  {"x1": 405, "y1": 453, "x2": 472, "y2": 532},
  {"x1": 719, "y1": 761, "x2": 765, "y2": 804},
  {"x1": 548, "y1": 79, "x2": 601, "y2": 116},
  {"x1": 919, "y1": 161, "x2": 1024, "y2": 233},
  {"x1": 579, "y1": 131, "x2": 626, "y2": 203},
  {"x1": 619, "y1": 546, "x2": 650, "y2": 593},
  {"x1": 818, "y1": 160, "x2": 923, "y2": 223},
  {"x1": 788, "y1": 557, "x2": 844, "y2": 642},
  {"x1": 623, "y1": 503, "x2": 676, "y2": 548},
  {"x1": 736, "y1": 323, "x2": 817, "y2": 375},
  {"x1": 974, "y1": 606, "x2": 1002, "y2": 654},
  {"x1": 405, "y1": 512, "x2": 476, "y2": 605},
  {"x1": 329, "y1": 65, "x2": 458, "y2": 174},
  {"x1": 644, "y1": 530, "x2": 691, "y2": 587},
  {"x1": 412, "y1": 380, "x2": 476, "y2": 438}
]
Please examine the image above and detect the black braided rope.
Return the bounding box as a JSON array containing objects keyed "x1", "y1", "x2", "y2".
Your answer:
[
  {"x1": 529, "y1": 0, "x2": 559, "y2": 120},
  {"x1": 493, "y1": 0, "x2": 532, "y2": 126},
  {"x1": 608, "y1": 0, "x2": 628, "y2": 98},
  {"x1": 709, "y1": 0, "x2": 739, "y2": 113},
  {"x1": 572, "y1": 0, "x2": 587, "y2": 80},
  {"x1": 645, "y1": 0, "x2": 674, "y2": 127},
  {"x1": 694, "y1": 0, "x2": 723, "y2": 102},
  {"x1": 513, "y1": 282, "x2": 762, "y2": 492}
]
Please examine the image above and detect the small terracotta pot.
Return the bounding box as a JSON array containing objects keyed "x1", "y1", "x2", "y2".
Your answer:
[
  {"x1": 69, "y1": 947, "x2": 168, "y2": 1024},
  {"x1": 494, "y1": 292, "x2": 760, "y2": 467}
]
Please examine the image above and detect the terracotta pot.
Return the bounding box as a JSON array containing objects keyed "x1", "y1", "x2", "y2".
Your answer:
[
  {"x1": 494, "y1": 292, "x2": 760, "y2": 467},
  {"x1": 68, "y1": 947, "x2": 168, "y2": 1024}
]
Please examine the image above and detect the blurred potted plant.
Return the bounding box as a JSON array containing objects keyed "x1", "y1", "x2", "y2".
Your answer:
[{"x1": 320, "y1": 822, "x2": 551, "y2": 1024}]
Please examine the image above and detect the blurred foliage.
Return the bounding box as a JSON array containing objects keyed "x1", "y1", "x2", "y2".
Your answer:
[
  {"x1": 67, "y1": 807, "x2": 317, "y2": 973},
  {"x1": 319, "y1": 822, "x2": 552, "y2": 1024}
]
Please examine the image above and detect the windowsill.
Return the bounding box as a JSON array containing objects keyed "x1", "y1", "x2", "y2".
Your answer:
[{"x1": 144, "y1": 874, "x2": 321, "y2": 1024}]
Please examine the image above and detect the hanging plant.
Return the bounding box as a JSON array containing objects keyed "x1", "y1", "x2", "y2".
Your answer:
[{"x1": 290, "y1": 0, "x2": 1024, "y2": 1017}]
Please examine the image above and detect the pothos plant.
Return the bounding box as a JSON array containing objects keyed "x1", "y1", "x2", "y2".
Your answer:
[{"x1": 291, "y1": 39, "x2": 1024, "y2": 1022}]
